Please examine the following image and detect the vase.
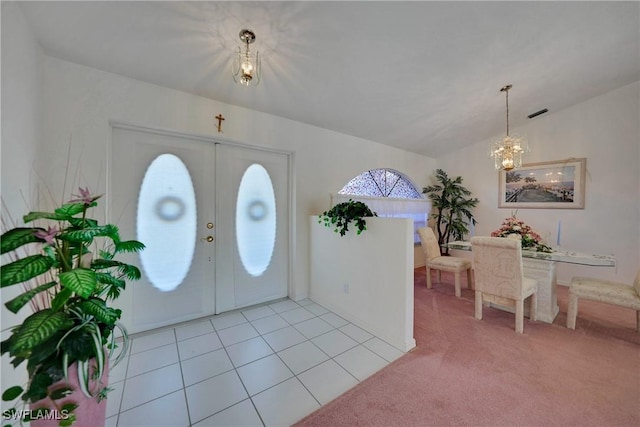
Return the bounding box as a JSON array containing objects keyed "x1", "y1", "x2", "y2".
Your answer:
[{"x1": 29, "y1": 357, "x2": 108, "y2": 427}]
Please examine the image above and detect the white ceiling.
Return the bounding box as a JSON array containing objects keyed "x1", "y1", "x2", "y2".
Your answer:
[{"x1": 17, "y1": 1, "x2": 640, "y2": 158}]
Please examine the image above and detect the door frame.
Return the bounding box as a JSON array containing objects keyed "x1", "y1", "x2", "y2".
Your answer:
[{"x1": 108, "y1": 120, "x2": 295, "y2": 313}]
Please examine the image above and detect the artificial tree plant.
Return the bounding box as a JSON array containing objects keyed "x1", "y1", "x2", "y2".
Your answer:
[{"x1": 423, "y1": 169, "x2": 478, "y2": 255}]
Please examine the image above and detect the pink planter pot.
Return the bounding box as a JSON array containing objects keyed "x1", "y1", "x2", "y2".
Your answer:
[{"x1": 29, "y1": 358, "x2": 108, "y2": 427}]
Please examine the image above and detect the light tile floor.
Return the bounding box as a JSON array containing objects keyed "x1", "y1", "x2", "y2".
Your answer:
[{"x1": 106, "y1": 298, "x2": 405, "y2": 426}]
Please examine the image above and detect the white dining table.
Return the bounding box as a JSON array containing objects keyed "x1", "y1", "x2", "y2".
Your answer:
[{"x1": 444, "y1": 241, "x2": 616, "y2": 323}]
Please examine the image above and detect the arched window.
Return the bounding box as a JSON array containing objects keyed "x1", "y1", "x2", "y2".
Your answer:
[
  {"x1": 339, "y1": 168, "x2": 422, "y2": 199},
  {"x1": 333, "y1": 168, "x2": 429, "y2": 243}
]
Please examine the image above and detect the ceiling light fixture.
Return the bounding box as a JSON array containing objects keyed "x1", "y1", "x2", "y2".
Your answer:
[
  {"x1": 232, "y1": 29, "x2": 261, "y2": 87},
  {"x1": 489, "y1": 84, "x2": 529, "y2": 171}
]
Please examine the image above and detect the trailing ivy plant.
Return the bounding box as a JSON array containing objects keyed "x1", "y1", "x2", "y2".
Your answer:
[{"x1": 318, "y1": 199, "x2": 377, "y2": 237}]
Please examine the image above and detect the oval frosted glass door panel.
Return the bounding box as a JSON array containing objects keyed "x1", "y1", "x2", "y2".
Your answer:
[
  {"x1": 137, "y1": 154, "x2": 197, "y2": 291},
  {"x1": 236, "y1": 163, "x2": 276, "y2": 277}
]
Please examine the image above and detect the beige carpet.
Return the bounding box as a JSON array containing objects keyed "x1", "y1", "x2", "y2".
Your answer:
[{"x1": 295, "y1": 267, "x2": 640, "y2": 427}]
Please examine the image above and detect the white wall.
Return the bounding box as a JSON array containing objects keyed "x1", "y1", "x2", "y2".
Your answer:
[
  {"x1": 1, "y1": 1, "x2": 44, "y2": 410},
  {"x1": 437, "y1": 82, "x2": 640, "y2": 285},
  {"x1": 1, "y1": 4, "x2": 434, "y2": 400},
  {"x1": 36, "y1": 55, "x2": 434, "y2": 307},
  {"x1": 310, "y1": 216, "x2": 416, "y2": 352},
  {"x1": 3, "y1": 2, "x2": 638, "y2": 399}
]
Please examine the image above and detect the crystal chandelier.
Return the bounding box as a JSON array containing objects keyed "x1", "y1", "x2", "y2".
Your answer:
[
  {"x1": 232, "y1": 29, "x2": 261, "y2": 87},
  {"x1": 489, "y1": 84, "x2": 529, "y2": 171}
]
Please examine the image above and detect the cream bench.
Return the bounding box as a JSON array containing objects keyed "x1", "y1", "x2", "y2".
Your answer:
[{"x1": 567, "y1": 271, "x2": 640, "y2": 333}]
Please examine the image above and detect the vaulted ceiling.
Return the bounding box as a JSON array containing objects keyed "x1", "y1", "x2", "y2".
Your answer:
[{"x1": 16, "y1": 1, "x2": 640, "y2": 158}]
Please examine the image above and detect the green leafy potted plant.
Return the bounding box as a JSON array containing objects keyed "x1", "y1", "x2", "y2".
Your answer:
[
  {"x1": 319, "y1": 199, "x2": 377, "y2": 236},
  {"x1": 423, "y1": 169, "x2": 478, "y2": 255},
  {"x1": 1, "y1": 187, "x2": 144, "y2": 426}
]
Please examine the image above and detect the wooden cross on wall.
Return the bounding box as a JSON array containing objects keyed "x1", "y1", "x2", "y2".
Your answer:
[{"x1": 215, "y1": 114, "x2": 225, "y2": 133}]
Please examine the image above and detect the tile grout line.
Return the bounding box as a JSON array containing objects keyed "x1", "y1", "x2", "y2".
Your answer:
[
  {"x1": 114, "y1": 333, "x2": 184, "y2": 424},
  {"x1": 239, "y1": 301, "x2": 326, "y2": 416},
  {"x1": 108, "y1": 345, "x2": 130, "y2": 426},
  {"x1": 230, "y1": 310, "x2": 267, "y2": 427},
  {"x1": 114, "y1": 298, "x2": 402, "y2": 426},
  {"x1": 173, "y1": 326, "x2": 193, "y2": 427}
]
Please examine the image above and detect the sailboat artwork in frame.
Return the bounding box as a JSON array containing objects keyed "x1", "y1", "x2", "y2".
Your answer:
[{"x1": 498, "y1": 158, "x2": 586, "y2": 209}]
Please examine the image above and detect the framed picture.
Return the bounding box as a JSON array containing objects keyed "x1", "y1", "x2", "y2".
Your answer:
[{"x1": 498, "y1": 158, "x2": 586, "y2": 209}]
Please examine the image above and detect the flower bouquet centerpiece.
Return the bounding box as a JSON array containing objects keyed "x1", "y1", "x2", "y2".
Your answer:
[
  {"x1": 491, "y1": 214, "x2": 553, "y2": 253},
  {"x1": 1, "y1": 187, "x2": 144, "y2": 426}
]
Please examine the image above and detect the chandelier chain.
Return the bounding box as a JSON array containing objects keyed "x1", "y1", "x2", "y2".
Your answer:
[
  {"x1": 505, "y1": 88, "x2": 509, "y2": 136},
  {"x1": 501, "y1": 84, "x2": 512, "y2": 137}
]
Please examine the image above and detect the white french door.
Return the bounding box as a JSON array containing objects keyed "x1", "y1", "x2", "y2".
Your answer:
[
  {"x1": 110, "y1": 124, "x2": 289, "y2": 333},
  {"x1": 215, "y1": 144, "x2": 289, "y2": 313}
]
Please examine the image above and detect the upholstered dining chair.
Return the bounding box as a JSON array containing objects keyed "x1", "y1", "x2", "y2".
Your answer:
[
  {"x1": 567, "y1": 271, "x2": 640, "y2": 333},
  {"x1": 417, "y1": 227, "x2": 472, "y2": 298},
  {"x1": 470, "y1": 236, "x2": 538, "y2": 333}
]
